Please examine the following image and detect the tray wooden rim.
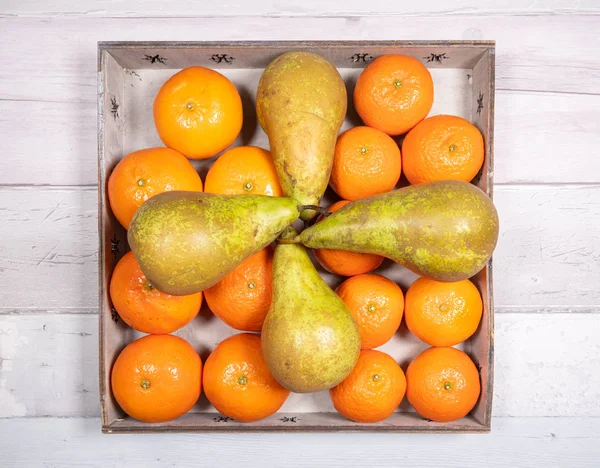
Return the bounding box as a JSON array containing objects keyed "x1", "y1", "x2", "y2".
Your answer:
[{"x1": 98, "y1": 39, "x2": 495, "y2": 434}]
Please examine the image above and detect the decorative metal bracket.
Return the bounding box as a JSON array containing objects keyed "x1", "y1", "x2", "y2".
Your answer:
[
  {"x1": 349, "y1": 53, "x2": 373, "y2": 63},
  {"x1": 476, "y1": 92, "x2": 484, "y2": 115},
  {"x1": 279, "y1": 416, "x2": 300, "y2": 423},
  {"x1": 211, "y1": 54, "x2": 235, "y2": 64},
  {"x1": 110, "y1": 234, "x2": 120, "y2": 258},
  {"x1": 423, "y1": 53, "x2": 449, "y2": 64},
  {"x1": 110, "y1": 97, "x2": 119, "y2": 121},
  {"x1": 144, "y1": 54, "x2": 167, "y2": 64}
]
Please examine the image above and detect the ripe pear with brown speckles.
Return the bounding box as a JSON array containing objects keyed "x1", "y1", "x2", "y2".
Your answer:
[
  {"x1": 294, "y1": 181, "x2": 499, "y2": 282},
  {"x1": 257, "y1": 52, "x2": 347, "y2": 221},
  {"x1": 261, "y1": 228, "x2": 360, "y2": 393},
  {"x1": 128, "y1": 191, "x2": 300, "y2": 296}
]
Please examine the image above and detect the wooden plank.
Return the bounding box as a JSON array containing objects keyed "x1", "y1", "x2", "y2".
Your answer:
[
  {"x1": 1, "y1": 419, "x2": 599, "y2": 468},
  {"x1": 2, "y1": 0, "x2": 599, "y2": 16},
  {"x1": 0, "y1": 187, "x2": 98, "y2": 312},
  {"x1": 2, "y1": 185, "x2": 599, "y2": 312},
  {"x1": 0, "y1": 314, "x2": 99, "y2": 418},
  {"x1": 494, "y1": 91, "x2": 600, "y2": 185},
  {"x1": 1, "y1": 313, "x2": 599, "y2": 418},
  {"x1": 1, "y1": 16, "x2": 598, "y2": 100},
  {"x1": 1, "y1": 16, "x2": 599, "y2": 185},
  {"x1": 493, "y1": 184, "x2": 600, "y2": 309},
  {"x1": 3, "y1": 90, "x2": 597, "y2": 186}
]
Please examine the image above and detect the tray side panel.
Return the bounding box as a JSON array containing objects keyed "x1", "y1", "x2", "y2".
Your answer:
[
  {"x1": 99, "y1": 41, "x2": 495, "y2": 432},
  {"x1": 104, "y1": 412, "x2": 487, "y2": 434},
  {"x1": 101, "y1": 41, "x2": 490, "y2": 71},
  {"x1": 99, "y1": 49, "x2": 134, "y2": 427},
  {"x1": 467, "y1": 48, "x2": 495, "y2": 429}
]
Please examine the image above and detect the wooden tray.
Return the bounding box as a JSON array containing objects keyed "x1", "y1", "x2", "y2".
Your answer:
[{"x1": 98, "y1": 40, "x2": 495, "y2": 433}]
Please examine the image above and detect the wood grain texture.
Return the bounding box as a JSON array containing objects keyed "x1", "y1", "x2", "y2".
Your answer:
[
  {"x1": 1, "y1": 185, "x2": 598, "y2": 312},
  {"x1": 2, "y1": 0, "x2": 599, "y2": 16},
  {"x1": 1, "y1": 16, "x2": 599, "y2": 185},
  {"x1": 0, "y1": 187, "x2": 98, "y2": 312},
  {"x1": 1, "y1": 313, "x2": 599, "y2": 418},
  {"x1": 0, "y1": 418, "x2": 598, "y2": 467}
]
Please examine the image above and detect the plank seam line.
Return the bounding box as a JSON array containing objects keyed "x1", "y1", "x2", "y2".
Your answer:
[
  {"x1": 2, "y1": 183, "x2": 600, "y2": 190},
  {"x1": 2, "y1": 308, "x2": 599, "y2": 316},
  {"x1": 1, "y1": 11, "x2": 600, "y2": 19},
  {"x1": 2, "y1": 415, "x2": 600, "y2": 421}
]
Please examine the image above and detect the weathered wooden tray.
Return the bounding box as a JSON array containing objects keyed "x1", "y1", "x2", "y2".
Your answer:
[{"x1": 98, "y1": 40, "x2": 495, "y2": 433}]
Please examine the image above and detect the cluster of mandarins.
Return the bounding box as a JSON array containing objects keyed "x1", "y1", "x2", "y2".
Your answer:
[{"x1": 108, "y1": 55, "x2": 484, "y2": 425}]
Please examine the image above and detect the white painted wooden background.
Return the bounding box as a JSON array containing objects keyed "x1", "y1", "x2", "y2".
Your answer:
[{"x1": 1, "y1": 1, "x2": 600, "y2": 466}]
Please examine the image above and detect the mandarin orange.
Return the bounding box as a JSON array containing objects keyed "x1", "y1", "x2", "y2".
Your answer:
[
  {"x1": 111, "y1": 334, "x2": 202, "y2": 423},
  {"x1": 204, "y1": 248, "x2": 273, "y2": 332},
  {"x1": 402, "y1": 114, "x2": 484, "y2": 185},
  {"x1": 109, "y1": 251, "x2": 202, "y2": 334},
  {"x1": 330, "y1": 126, "x2": 401, "y2": 200},
  {"x1": 107, "y1": 147, "x2": 203, "y2": 229},
  {"x1": 203, "y1": 333, "x2": 289, "y2": 422},
  {"x1": 405, "y1": 277, "x2": 482, "y2": 347},
  {"x1": 313, "y1": 200, "x2": 384, "y2": 276},
  {"x1": 330, "y1": 350, "x2": 406, "y2": 423},
  {"x1": 204, "y1": 146, "x2": 282, "y2": 196},
  {"x1": 336, "y1": 274, "x2": 404, "y2": 349},
  {"x1": 153, "y1": 66, "x2": 242, "y2": 159},
  {"x1": 406, "y1": 347, "x2": 480, "y2": 422},
  {"x1": 354, "y1": 55, "x2": 433, "y2": 136}
]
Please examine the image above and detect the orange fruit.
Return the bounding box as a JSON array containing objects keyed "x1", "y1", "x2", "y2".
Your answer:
[
  {"x1": 405, "y1": 277, "x2": 482, "y2": 347},
  {"x1": 314, "y1": 200, "x2": 384, "y2": 276},
  {"x1": 111, "y1": 334, "x2": 202, "y2": 423},
  {"x1": 406, "y1": 347, "x2": 480, "y2": 422},
  {"x1": 336, "y1": 274, "x2": 404, "y2": 349},
  {"x1": 204, "y1": 249, "x2": 273, "y2": 332},
  {"x1": 354, "y1": 55, "x2": 434, "y2": 136},
  {"x1": 330, "y1": 349, "x2": 406, "y2": 423},
  {"x1": 203, "y1": 333, "x2": 289, "y2": 422},
  {"x1": 402, "y1": 114, "x2": 484, "y2": 185},
  {"x1": 153, "y1": 66, "x2": 243, "y2": 159},
  {"x1": 204, "y1": 146, "x2": 282, "y2": 196},
  {"x1": 107, "y1": 147, "x2": 203, "y2": 229},
  {"x1": 109, "y1": 251, "x2": 202, "y2": 334},
  {"x1": 330, "y1": 126, "x2": 401, "y2": 200}
]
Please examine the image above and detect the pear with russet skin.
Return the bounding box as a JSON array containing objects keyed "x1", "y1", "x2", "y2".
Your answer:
[
  {"x1": 256, "y1": 51, "x2": 347, "y2": 221},
  {"x1": 261, "y1": 228, "x2": 360, "y2": 393},
  {"x1": 128, "y1": 191, "x2": 300, "y2": 295},
  {"x1": 294, "y1": 180, "x2": 499, "y2": 282}
]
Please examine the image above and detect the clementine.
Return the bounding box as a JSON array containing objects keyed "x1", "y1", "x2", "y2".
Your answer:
[
  {"x1": 405, "y1": 277, "x2": 482, "y2": 347},
  {"x1": 336, "y1": 274, "x2": 404, "y2": 349},
  {"x1": 402, "y1": 114, "x2": 484, "y2": 185},
  {"x1": 203, "y1": 333, "x2": 289, "y2": 422},
  {"x1": 204, "y1": 248, "x2": 273, "y2": 332},
  {"x1": 330, "y1": 349, "x2": 406, "y2": 423},
  {"x1": 111, "y1": 334, "x2": 202, "y2": 423},
  {"x1": 330, "y1": 126, "x2": 401, "y2": 200},
  {"x1": 406, "y1": 347, "x2": 480, "y2": 422},
  {"x1": 153, "y1": 66, "x2": 243, "y2": 159},
  {"x1": 110, "y1": 251, "x2": 202, "y2": 334},
  {"x1": 107, "y1": 147, "x2": 203, "y2": 229},
  {"x1": 354, "y1": 55, "x2": 434, "y2": 136},
  {"x1": 204, "y1": 146, "x2": 282, "y2": 196},
  {"x1": 313, "y1": 200, "x2": 384, "y2": 276}
]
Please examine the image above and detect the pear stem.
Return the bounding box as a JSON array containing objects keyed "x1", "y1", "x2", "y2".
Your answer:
[{"x1": 297, "y1": 205, "x2": 332, "y2": 217}]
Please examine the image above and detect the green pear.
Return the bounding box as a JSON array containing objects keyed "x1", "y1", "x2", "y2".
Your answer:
[
  {"x1": 128, "y1": 191, "x2": 300, "y2": 295},
  {"x1": 295, "y1": 181, "x2": 499, "y2": 282},
  {"x1": 261, "y1": 228, "x2": 360, "y2": 393},
  {"x1": 256, "y1": 51, "x2": 347, "y2": 221}
]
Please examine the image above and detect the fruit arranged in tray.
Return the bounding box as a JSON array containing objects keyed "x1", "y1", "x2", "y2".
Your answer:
[{"x1": 107, "y1": 52, "x2": 498, "y2": 425}]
